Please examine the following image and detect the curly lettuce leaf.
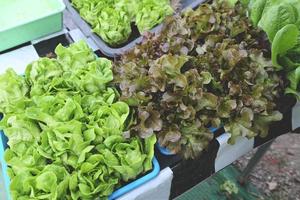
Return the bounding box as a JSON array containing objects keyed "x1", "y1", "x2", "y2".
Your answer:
[
  {"x1": 55, "y1": 41, "x2": 95, "y2": 69},
  {"x1": 0, "y1": 69, "x2": 28, "y2": 113},
  {"x1": 10, "y1": 164, "x2": 69, "y2": 199},
  {"x1": 143, "y1": 134, "x2": 157, "y2": 171},
  {"x1": 72, "y1": 0, "x2": 173, "y2": 45},
  {"x1": 25, "y1": 57, "x2": 63, "y2": 97},
  {"x1": 93, "y1": 7, "x2": 131, "y2": 46},
  {"x1": 136, "y1": 0, "x2": 173, "y2": 33},
  {"x1": 115, "y1": 2, "x2": 283, "y2": 159}
]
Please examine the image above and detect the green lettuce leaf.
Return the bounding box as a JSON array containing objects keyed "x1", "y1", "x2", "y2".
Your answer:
[
  {"x1": 257, "y1": 0, "x2": 299, "y2": 41},
  {"x1": 247, "y1": 0, "x2": 300, "y2": 97},
  {"x1": 249, "y1": 0, "x2": 267, "y2": 25},
  {"x1": 92, "y1": 7, "x2": 131, "y2": 46},
  {"x1": 285, "y1": 66, "x2": 300, "y2": 98},
  {"x1": 72, "y1": 0, "x2": 173, "y2": 45},
  {"x1": 136, "y1": 0, "x2": 173, "y2": 33},
  {"x1": 0, "y1": 69, "x2": 28, "y2": 113},
  {"x1": 271, "y1": 24, "x2": 300, "y2": 69},
  {"x1": 0, "y1": 41, "x2": 156, "y2": 199}
]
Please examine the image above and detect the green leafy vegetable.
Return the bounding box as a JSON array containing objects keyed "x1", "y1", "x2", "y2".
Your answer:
[
  {"x1": 72, "y1": 0, "x2": 174, "y2": 45},
  {"x1": 135, "y1": 0, "x2": 173, "y2": 33},
  {"x1": 0, "y1": 41, "x2": 156, "y2": 199},
  {"x1": 258, "y1": 2, "x2": 298, "y2": 41},
  {"x1": 247, "y1": 0, "x2": 300, "y2": 98},
  {"x1": 92, "y1": 7, "x2": 131, "y2": 45},
  {"x1": 0, "y1": 69, "x2": 28, "y2": 114},
  {"x1": 271, "y1": 24, "x2": 299, "y2": 69},
  {"x1": 285, "y1": 67, "x2": 300, "y2": 97},
  {"x1": 248, "y1": 0, "x2": 266, "y2": 25}
]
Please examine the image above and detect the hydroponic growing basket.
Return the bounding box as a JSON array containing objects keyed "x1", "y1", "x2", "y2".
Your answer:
[
  {"x1": 0, "y1": 0, "x2": 65, "y2": 52},
  {"x1": 0, "y1": 131, "x2": 160, "y2": 200},
  {"x1": 64, "y1": 0, "x2": 207, "y2": 57}
]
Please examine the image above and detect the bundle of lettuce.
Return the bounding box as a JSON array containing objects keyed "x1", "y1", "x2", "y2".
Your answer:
[
  {"x1": 247, "y1": 0, "x2": 300, "y2": 98},
  {"x1": 0, "y1": 41, "x2": 156, "y2": 200},
  {"x1": 71, "y1": 0, "x2": 174, "y2": 46},
  {"x1": 113, "y1": 1, "x2": 284, "y2": 159}
]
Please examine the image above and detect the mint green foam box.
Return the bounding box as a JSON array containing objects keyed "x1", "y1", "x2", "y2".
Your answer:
[{"x1": 0, "y1": 0, "x2": 65, "y2": 52}]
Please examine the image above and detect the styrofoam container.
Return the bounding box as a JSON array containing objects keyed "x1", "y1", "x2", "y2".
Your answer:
[
  {"x1": 0, "y1": 0, "x2": 65, "y2": 52},
  {"x1": 65, "y1": 0, "x2": 207, "y2": 57}
]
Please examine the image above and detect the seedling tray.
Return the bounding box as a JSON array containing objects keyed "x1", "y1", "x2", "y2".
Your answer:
[
  {"x1": 65, "y1": 0, "x2": 206, "y2": 57},
  {"x1": 0, "y1": 130, "x2": 160, "y2": 200},
  {"x1": 0, "y1": 0, "x2": 65, "y2": 52}
]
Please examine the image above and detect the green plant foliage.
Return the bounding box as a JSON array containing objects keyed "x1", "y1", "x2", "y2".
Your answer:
[
  {"x1": 0, "y1": 41, "x2": 156, "y2": 200},
  {"x1": 248, "y1": 0, "x2": 300, "y2": 98},
  {"x1": 220, "y1": 180, "x2": 239, "y2": 195},
  {"x1": 113, "y1": 1, "x2": 283, "y2": 159},
  {"x1": 136, "y1": 0, "x2": 174, "y2": 33},
  {"x1": 71, "y1": 0, "x2": 173, "y2": 46}
]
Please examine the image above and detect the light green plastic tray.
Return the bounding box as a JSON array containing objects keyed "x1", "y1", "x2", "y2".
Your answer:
[{"x1": 0, "y1": 0, "x2": 65, "y2": 52}]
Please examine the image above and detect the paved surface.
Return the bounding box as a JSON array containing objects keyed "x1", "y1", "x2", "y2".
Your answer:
[
  {"x1": 235, "y1": 133, "x2": 300, "y2": 200},
  {"x1": 176, "y1": 134, "x2": 300, "y2": 200}
]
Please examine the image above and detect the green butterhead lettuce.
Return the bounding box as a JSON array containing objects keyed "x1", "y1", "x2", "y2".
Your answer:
[
  {"x1": 135, "y1": 0, "x2": 173, "y2": 33},
  {"x1": 0, "y1": 69, "x2": 28, "y2": 114},
  {"x1": 72, "y1": 0, "x2": 174, "y2": 45},
  {"x1": 93, "y1": 7, "x2": 131, "y2": 46},
  {"x1": 0, "y1": 41, "x2": 156, "y2": 199}
]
